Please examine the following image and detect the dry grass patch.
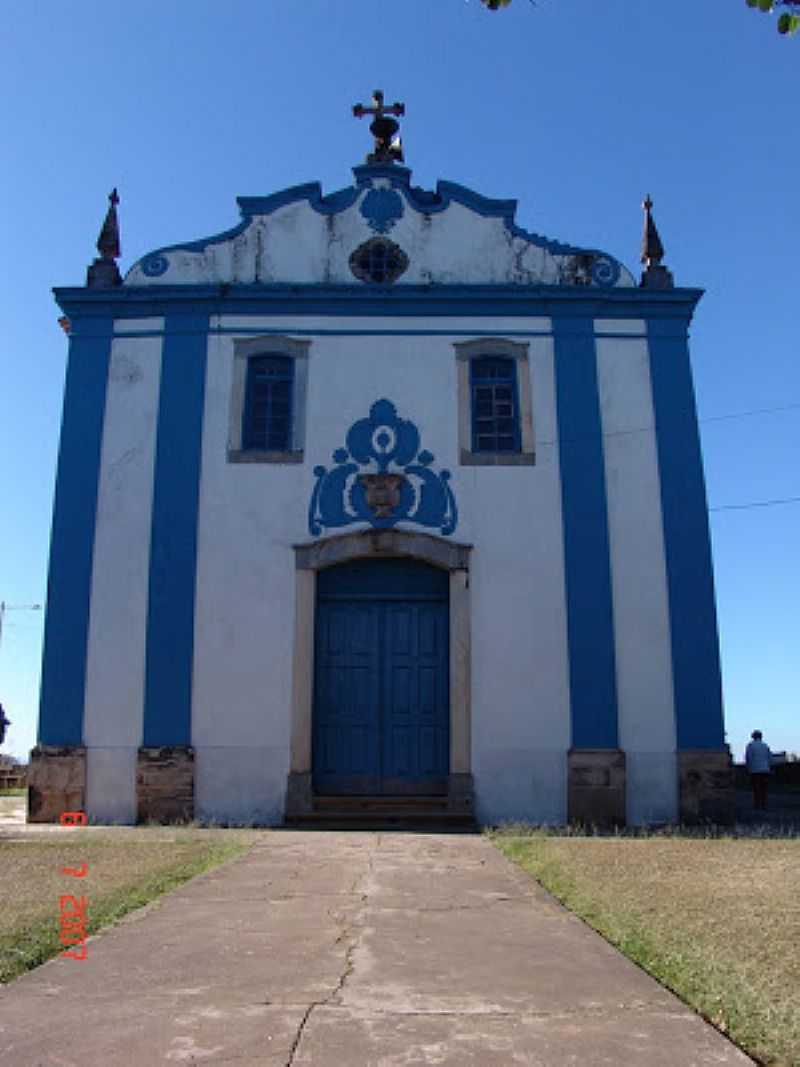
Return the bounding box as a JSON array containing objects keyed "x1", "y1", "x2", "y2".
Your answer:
[
  {"x1": 0, "y1": 828, "x2": 259, "y2": 983},
  {"x1": 493, "y1": 832, "x2": 800, "y2": 1066}
]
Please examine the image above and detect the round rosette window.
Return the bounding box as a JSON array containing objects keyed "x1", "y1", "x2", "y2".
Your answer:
[{"x1": 349, "y1": 237, "x2": 409, "y2": 285}]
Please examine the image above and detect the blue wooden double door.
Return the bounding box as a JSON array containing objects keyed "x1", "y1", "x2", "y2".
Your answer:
[{"x1": 313, "y1": 558, "x2": 450, "y2": 796}]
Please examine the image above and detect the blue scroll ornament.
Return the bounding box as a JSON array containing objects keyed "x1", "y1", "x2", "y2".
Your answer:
[
  {"x1": 591, "y1": 255, "x2": 620, "y2": 287},
  {"x1": 141, "y1": 253, "x2": 169, "y2": 277},
  {"x1": 359, "y1": 188, "x2": 404, "y2": 234},
  {"x1": 309, "y1": 399, "x2": 458, "y2": 537}
]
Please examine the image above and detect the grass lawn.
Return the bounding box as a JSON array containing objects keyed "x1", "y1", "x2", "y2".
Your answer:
[
  {"x1": 0, "y1": 828, "x2": 258, "y2": 983},
  {"x1": 494, "y1": 831, "x2": 800, "y2": 1066}
]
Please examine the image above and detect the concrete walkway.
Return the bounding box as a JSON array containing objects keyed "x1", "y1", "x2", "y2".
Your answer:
[{"x1": 0, "y1": 832, "x2": 750, "y2": 1065}]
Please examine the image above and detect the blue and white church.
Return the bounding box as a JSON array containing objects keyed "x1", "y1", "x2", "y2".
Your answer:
[{"x1": 30, "y1": 93, "x2": 733, "y2": 827}]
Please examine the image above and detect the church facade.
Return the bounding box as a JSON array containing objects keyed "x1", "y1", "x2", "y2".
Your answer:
[{"x1": 30, "y1": 102, "x2": 733, "y2": 826}]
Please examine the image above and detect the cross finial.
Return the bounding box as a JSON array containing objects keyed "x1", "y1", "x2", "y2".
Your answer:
[
  {"x1": 353, "y1": 89, "x2": 405, "y2": 164},
  {"x1": 87, "y1": 188, "x2": 122, "y2": 288},
  {"x1": 639, "y1": 194, "x2": 673, "y2": 290}
]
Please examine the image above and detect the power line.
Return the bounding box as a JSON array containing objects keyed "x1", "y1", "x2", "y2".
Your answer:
[
  {"x1": 701, "y1": 402, "x2": 800, "y2": 424},
  {"x1": 709, "y1": 495, "x2": 800, "y2": 513},
  {"x1": 534, "y1": 398, "x2": 800, "y2": 448}
]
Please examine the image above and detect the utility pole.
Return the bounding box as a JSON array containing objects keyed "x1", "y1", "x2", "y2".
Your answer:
[{"x1": 0, "y1": 601, "x2": 42, "y2": 653}]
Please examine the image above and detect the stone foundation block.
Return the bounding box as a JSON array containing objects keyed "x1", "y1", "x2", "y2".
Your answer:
[
  {"x1": 27, "y1": 745, "x2": 87, "y2": 823},
  {"x1": 678, "y1": 749, "x2": 734, "y2": 825},
  {"x1": 568, "y1": 749, "x2": 626, "y2": 828},
  {"x1": 137, "y1": 747, "x2": 194, "y2": 824}
]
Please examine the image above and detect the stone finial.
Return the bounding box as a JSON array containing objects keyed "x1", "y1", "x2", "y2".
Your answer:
[
  {"x1": 640, "y1": 194, "x2": 673, "y2": 290},
  {"x1": 87, "y1": 188, "x2": 122, "y2": 288},
  {"x1": 352, "y1": 90, "x2": 405, "y2": 164}
]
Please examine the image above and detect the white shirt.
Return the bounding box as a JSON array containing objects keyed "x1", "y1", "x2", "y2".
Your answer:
[{"x1": 745, "y1": 739, "x2": 772, "y2": 773}]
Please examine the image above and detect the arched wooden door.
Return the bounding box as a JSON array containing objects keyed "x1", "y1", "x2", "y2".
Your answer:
[{"x1": 312, "y1": 558, "x2": 450, "y2": 796}]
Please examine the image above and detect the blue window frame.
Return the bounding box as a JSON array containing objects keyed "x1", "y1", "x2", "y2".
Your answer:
[
  {"x1": 242, "y1": 355, "x2": 294, "y2": 452},
  {"x1": 470, "y1": 356, "x2": 521, "y2": 453}
]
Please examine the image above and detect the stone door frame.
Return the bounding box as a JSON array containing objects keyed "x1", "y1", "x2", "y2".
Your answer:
[{"x1": 286, "y1": 529, "x2": 473, "y2": 816}]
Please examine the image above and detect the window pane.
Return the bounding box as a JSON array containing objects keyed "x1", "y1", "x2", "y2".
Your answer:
[
  {"x1": 243, "y1": 355, "x2": 294, "y2": 452},
  {"x1": 470, "y1": 356, "x2": 520, "y2": 454}
]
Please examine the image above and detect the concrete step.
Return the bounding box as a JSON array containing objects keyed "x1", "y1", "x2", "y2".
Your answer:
[
  {"x1": 315, "y1": 795, "x2": 448, "y2": 811},
  {"x1": 285, "y1": 794, "x2": 476, "y2": 832}
]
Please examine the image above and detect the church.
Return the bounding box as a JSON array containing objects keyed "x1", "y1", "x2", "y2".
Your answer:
[{"x1": 30, "y1": 92, "x2": 733, "y2": 827}]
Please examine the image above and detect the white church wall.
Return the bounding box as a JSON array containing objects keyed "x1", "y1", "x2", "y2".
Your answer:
[
  {"x1": 469, "y1": 334, "x2": 571, "y2": 825},
  {"x1": 192, "y1": 332, "x2": 296, "y2": 823},
  {"x1": 75, "y1": 313, "x2": 683, "y2": 826},
  {"x1": 191, "y1": 317, "x2": 572, "y2": 823},
  {"x1": 83, "y1": 329, "x2": 163, "y2": 823},
  {"x1": 595, "y1": 330, "x2": 678, "y2": 824}
]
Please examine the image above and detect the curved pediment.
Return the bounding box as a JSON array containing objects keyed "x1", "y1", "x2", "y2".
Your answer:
[{"x1": 124, "y1": 164, "x2": 634, "y2": 289}]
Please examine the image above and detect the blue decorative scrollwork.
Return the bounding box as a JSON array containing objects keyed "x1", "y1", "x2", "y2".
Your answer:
[
  {"x1": 309, "y1": 399, "x2": 458, "y2": 537},
  {"x1": 591, "y1": 255, "x2": 621, "y2": 287},
  {"x1": 360, "y1": 188, "x2": 404, "y2": 234},
  {"x1": 141, "y1": 254, "x2": 169, "y2": 277}
]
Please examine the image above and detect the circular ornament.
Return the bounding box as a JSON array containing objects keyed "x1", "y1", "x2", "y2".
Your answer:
[
  {"x1": 141, "y1": 254, "x2": 169, "y2": 278},
  {"x1": 591, "y1": 256, "x2": 620, "y2": 287}
]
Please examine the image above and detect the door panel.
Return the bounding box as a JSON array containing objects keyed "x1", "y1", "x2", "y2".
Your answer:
[
  {"x1": 382, "y1": 602, "x2": 449, "y2": 794},
  {"x1": 312, "y1": 601, "x2": 382, "y2": 794},
  {"x1": 312, "y1": 560, "x2": 450, "y2": 796}
]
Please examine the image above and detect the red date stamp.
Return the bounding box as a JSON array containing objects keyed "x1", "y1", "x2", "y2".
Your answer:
[{"x1": 59, "y1": 811, "x2": 89, "y2": 960}]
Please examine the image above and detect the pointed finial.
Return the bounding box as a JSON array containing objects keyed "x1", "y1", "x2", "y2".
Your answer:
[
  {"x1": 640, "y1": 194, "x2": 673, "y2": 290},
  {"x1": 87, "y1": 188, "x2": 122, "y2": 288},
  {"x1": 97, "y1": 188, "x2": 121, "y2": 259}
]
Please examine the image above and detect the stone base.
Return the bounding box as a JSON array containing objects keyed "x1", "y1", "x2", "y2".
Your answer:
[
  {"x1": 285, "y1": 771, "x2": 313, "y2": 818},
  {"x1": 27, "y1": 745, "x2": 87, "y2": 823},
  {"x1": 568, "y1": 749, "x2": 626, "y2": 829},
  {"x1": 678, "y1": 749, "x2": 734, "y2": 825},
  {"x1": 447, "y1": 773, "x2": 475, "y2": 814},
  {"x1": 136, "y1": 747, "x2": 194, "y2": 824}
]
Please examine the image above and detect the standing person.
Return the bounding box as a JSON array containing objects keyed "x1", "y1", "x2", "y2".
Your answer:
[
  {"x1": 745, "y1": 730, "x2": 772, "y2": 811},
  {"x1": 0, "y1": 704, "x2": 10, "y2": 746}
]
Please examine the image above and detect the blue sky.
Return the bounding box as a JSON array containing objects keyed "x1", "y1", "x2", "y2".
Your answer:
[{"x1": 1, "y1": 0, "x2": 797, "y2": 763}]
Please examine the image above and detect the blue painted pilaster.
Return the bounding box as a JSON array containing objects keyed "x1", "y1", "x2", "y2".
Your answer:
[
  {"x1": 647, "y1": 318, "x2": 724, "y2": 749},
  {"x1": 38, "y1": 316, "x2": 113, "y2": 745},
  {"x1": 553, "y1": 317, "x2": 618, "y2": 749},
  {"x1": 143, "y1": 314, "x2": 209, "y2": 746}
]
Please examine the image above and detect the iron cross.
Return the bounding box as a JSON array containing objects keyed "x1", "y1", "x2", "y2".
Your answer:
[
  {"x1": 352, "y1": 89, "x2": 405, "y2": 123},
  {"x1": 352, "y1": 90, "x2": 405, "y2": 164}
]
